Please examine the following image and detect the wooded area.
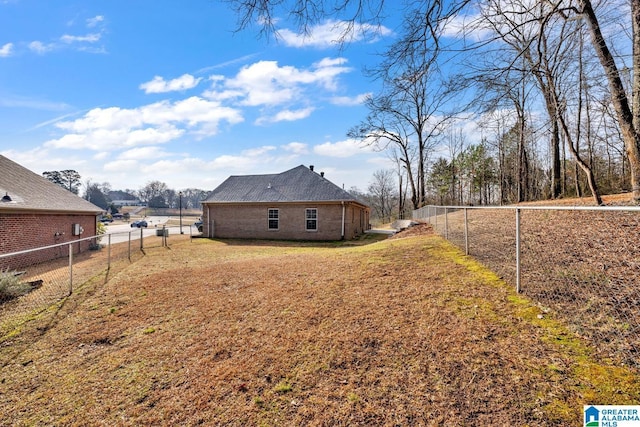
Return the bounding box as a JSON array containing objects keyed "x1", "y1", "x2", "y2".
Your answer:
[{"x1": 230, "y1": 0, "x2": 640, "y2": 212}]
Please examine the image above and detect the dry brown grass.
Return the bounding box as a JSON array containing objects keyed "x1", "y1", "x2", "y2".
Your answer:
[
  {"x1": 1, "y1": 230, "x2": 638, "y2": 426},
  {"x1": 425, "y1": 193, "x2": 640, "y2": 366}
]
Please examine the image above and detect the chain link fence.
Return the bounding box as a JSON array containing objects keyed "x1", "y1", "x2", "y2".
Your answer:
[
  {"x1": 0, "y1": 225, "x2": 198, "y2": 363},
  {"x1": 413, "y1": 205, "x2": 640, "y2": 367}
]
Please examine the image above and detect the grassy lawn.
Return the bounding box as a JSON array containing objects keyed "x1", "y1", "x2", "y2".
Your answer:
[{"x1": 0, "y1": 230, "x2": 638, "y2": 425}]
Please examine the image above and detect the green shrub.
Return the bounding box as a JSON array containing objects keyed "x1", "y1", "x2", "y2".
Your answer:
[{"x1": 0, "y1": 268, "x2": 31, "y2": 301}]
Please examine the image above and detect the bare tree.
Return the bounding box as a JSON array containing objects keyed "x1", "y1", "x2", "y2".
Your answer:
[
  {"x1": 349, "y1": 28, "x2": 456, "y2": 209},
  {"x1": 367, "y1": 169, "x2": 397, "y2": 223},
  {"x1": 387, "y1": 147, "x2": 410, "y2": 218}
]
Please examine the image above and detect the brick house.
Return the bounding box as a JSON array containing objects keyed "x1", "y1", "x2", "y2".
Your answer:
[
  {"x1": 201, "y1": 165, "x2": 370, "y2": 240},
  {"x1": 0, "y1": 155, "x2": 104, "y2": 268}
]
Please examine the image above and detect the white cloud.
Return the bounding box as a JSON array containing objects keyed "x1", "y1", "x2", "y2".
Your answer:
[
  {"x1": 279, "y1": 20, "x2": 392, "y2": 48},
  {"x1": 201, "y1": 57, "x2": 352, "y2": 128},
  {"x1": 140, "y1": 74, "x2": 203, "y2": 94},
  {"x1": 255, "y1": 107, "x2": 315, "y2": 125},
  {"x1": 0, "y1": 42, "x2": 13, "y2": 57},
  {"x1": 174, "y1": 97, "x2": 241, "y2": 126},
  {"x1": 1, "y1": 147, "x2": 89, "y2": 173},
  {"x1": 103, "y1": 159, "x2": 139, "y2": 172},
  {"x1": 440, "y1": 13, "x2": 490, "y2": 41},
  {"x1": 25, "y1": 15, "x2": 106, "y2": 55},
  {"x1": 282, "y1": 142, "x2": 308, "y2": 154},
  {"x1": 242, "y1": 146, "x2": 277, "y2": 157},
  {"x1": 44, "y1": 96, "x2": 244, "y2": 150},
  {"x1": 28, "y1": 32, "x2": 103, "y2": 54},
  {"x1": 56, "y1": 106, "x2": 142, "y2": 132},
  {"x1": 60, "y1": 33, "x2": 101, "y2": 44},
  {"x1": 206, "y1": 58, "x2": 352, "y2": 108},
  {"x1": 29, "y1": 40, "x2": 54, "y2": 54},
  {"x1": 26, "y1": 52, "x2": 377, "y2": 190},
  {"x1": 310, "y1": 57, "x2": 351, "y2": 91},
  {"x1": 313, "y1": 138, "x2": 375, "y2": 158},
  {"x1": 209, "y1": 154, "x2": 266, "y2": 171},
  {"x1": 119, "y1": 146, "x2": 171, "y2": 160},
  {"x1": 86, "y1": 15, "x2": 104, "y2": 28},
  {"x1": 224, "y1": 61, "x2": 302, "y2": 106},
  {"x1": 45, "y1": 125, "x2": 185, "y2": 150},
  {"x1": 330, "y1": 92, "x2": 371, "y2": 106}
]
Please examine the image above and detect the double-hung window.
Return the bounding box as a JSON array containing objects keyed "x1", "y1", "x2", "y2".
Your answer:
[
  {"x1": 305, "y1": 208, "x2": 318, "y2": 231},
  {"x1": 268, "y1": 208, "x2": 279, "y2": 230}
]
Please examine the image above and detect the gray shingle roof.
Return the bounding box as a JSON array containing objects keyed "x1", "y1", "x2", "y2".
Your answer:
[
  {"x1": 203, "y1": 165, "x2": 367, "y2": 205},
  {"x1": 0, "y1": 155, "x2": 103, "y2": 214}
]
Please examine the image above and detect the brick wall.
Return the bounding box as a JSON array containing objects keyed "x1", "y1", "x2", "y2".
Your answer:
[
  {"x1": 0, "y1": 212, "x2": 98, "y2": 269},
  {"x1": 202, "y1": 202, "x2": 369, "y2": 240}
]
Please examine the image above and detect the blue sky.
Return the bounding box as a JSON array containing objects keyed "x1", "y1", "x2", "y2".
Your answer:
[{"x1": 0, "y1": 0, "x2": 400, "y2": 193}]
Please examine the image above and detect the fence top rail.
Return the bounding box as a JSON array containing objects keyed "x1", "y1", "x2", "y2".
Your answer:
[
  {"x1": 418, "y1": 204, "x2": 640, "y2": 213},
  {"x1": 0, "y1": 232, "x2": 109, "y2": 261}
]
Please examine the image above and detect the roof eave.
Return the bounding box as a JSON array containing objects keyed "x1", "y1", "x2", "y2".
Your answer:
[
  {"x1": 0, "y1": 207, "x2": 104, "y2": 215},
  {"x1": 202, "y1": 199, "x2": 369, "y2": 207}
]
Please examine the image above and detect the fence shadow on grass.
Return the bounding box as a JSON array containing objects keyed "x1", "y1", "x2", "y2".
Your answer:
[
  {"x1": 0, "y1": 226, "x2": 194, "y2": 366},
  {"x1": 414, "y1": 205, "x2": 640, "y2": 368}
]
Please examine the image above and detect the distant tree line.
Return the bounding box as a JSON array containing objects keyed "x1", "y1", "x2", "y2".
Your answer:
[{"x1": 43, "y1": 171, "x2": 210, "y2": 212}]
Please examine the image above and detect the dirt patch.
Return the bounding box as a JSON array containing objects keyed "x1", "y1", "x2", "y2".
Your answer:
[
  {"x1": 0, "y1": 235, "x2": 637, "y2": 425},
  {"x1": 389, "y1": 222, "x2": 434, "y2": 239}
]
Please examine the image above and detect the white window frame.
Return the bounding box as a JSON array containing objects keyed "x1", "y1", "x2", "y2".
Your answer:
[
  {"x1": 268, "y1": 208, "x2": 279, "y2": 230},
  {"x1": 305, "y1": 208, "x2": 318, "y2": 231}
]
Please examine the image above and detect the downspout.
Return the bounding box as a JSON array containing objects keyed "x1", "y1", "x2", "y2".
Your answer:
[
  {"x1": 341, "y1": 201, "x2": 345, "y2": 240},
  {"x1": 207, "y1": 204, "x2": 211, "y2": 238}
]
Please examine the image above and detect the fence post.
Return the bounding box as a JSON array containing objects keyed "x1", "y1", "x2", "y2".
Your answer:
[
  {"x1": 464, "y1": 208, "x2": 469, "y2": 255},
  {"x1": 445, "y1": 207, "x2": 449, "y2": 240},
  {"x1": 515, "y1": 208, "x2": 521, "y2": 293},
  {"x1": 128, "y1": 231, "x2": 132, "y2": 261},
  {"x1": 163, "y1": 225, "x2": 167, "y2": 247},
  {"x1": 68, "y1": 243, "x2": 73, "y2": 296},
  {"x1": 434, "y1": 207, "x2": 438, "y2": 230},
  {"x1": 107, "y1": 233, "x2": 112, "y2": 270},
  {"x1": 140, "y1": 227, "x2": 144, "y2": 250}
]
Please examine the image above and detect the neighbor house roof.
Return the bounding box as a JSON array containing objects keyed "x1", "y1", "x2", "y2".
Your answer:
[
  {"x1": 0, "y1": 155, "x2": 103, "y2": 214},
  {"x1": 203, "y1": 165, "x2": 368, "y2": 205}
]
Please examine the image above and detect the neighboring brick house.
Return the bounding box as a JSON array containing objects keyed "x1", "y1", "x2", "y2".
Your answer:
[
  {"x1": 201, "y1": 165, "x2": 370, "y2": 240},
  {"x1": 0, "y1": 155, "x2": 104, "y2": 268}
]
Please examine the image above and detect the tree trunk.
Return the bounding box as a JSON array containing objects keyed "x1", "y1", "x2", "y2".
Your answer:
[
  {"x1": 550, "y1": 117, "x2": 562, "y2": 198},
  {"x1": 580, "y1": 0, "x2": 640, "y2": 201},
  {"x1": 398, "y1": 172, "x2": 405, "y2": 219},
  {"x1": 556, "y1": 99, "x2": 603, "y2": 205}
]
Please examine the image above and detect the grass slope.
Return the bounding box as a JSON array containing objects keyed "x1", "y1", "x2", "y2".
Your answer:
[{"x1": 0, "y1": 231, "x2": 638, "y2": 426}]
